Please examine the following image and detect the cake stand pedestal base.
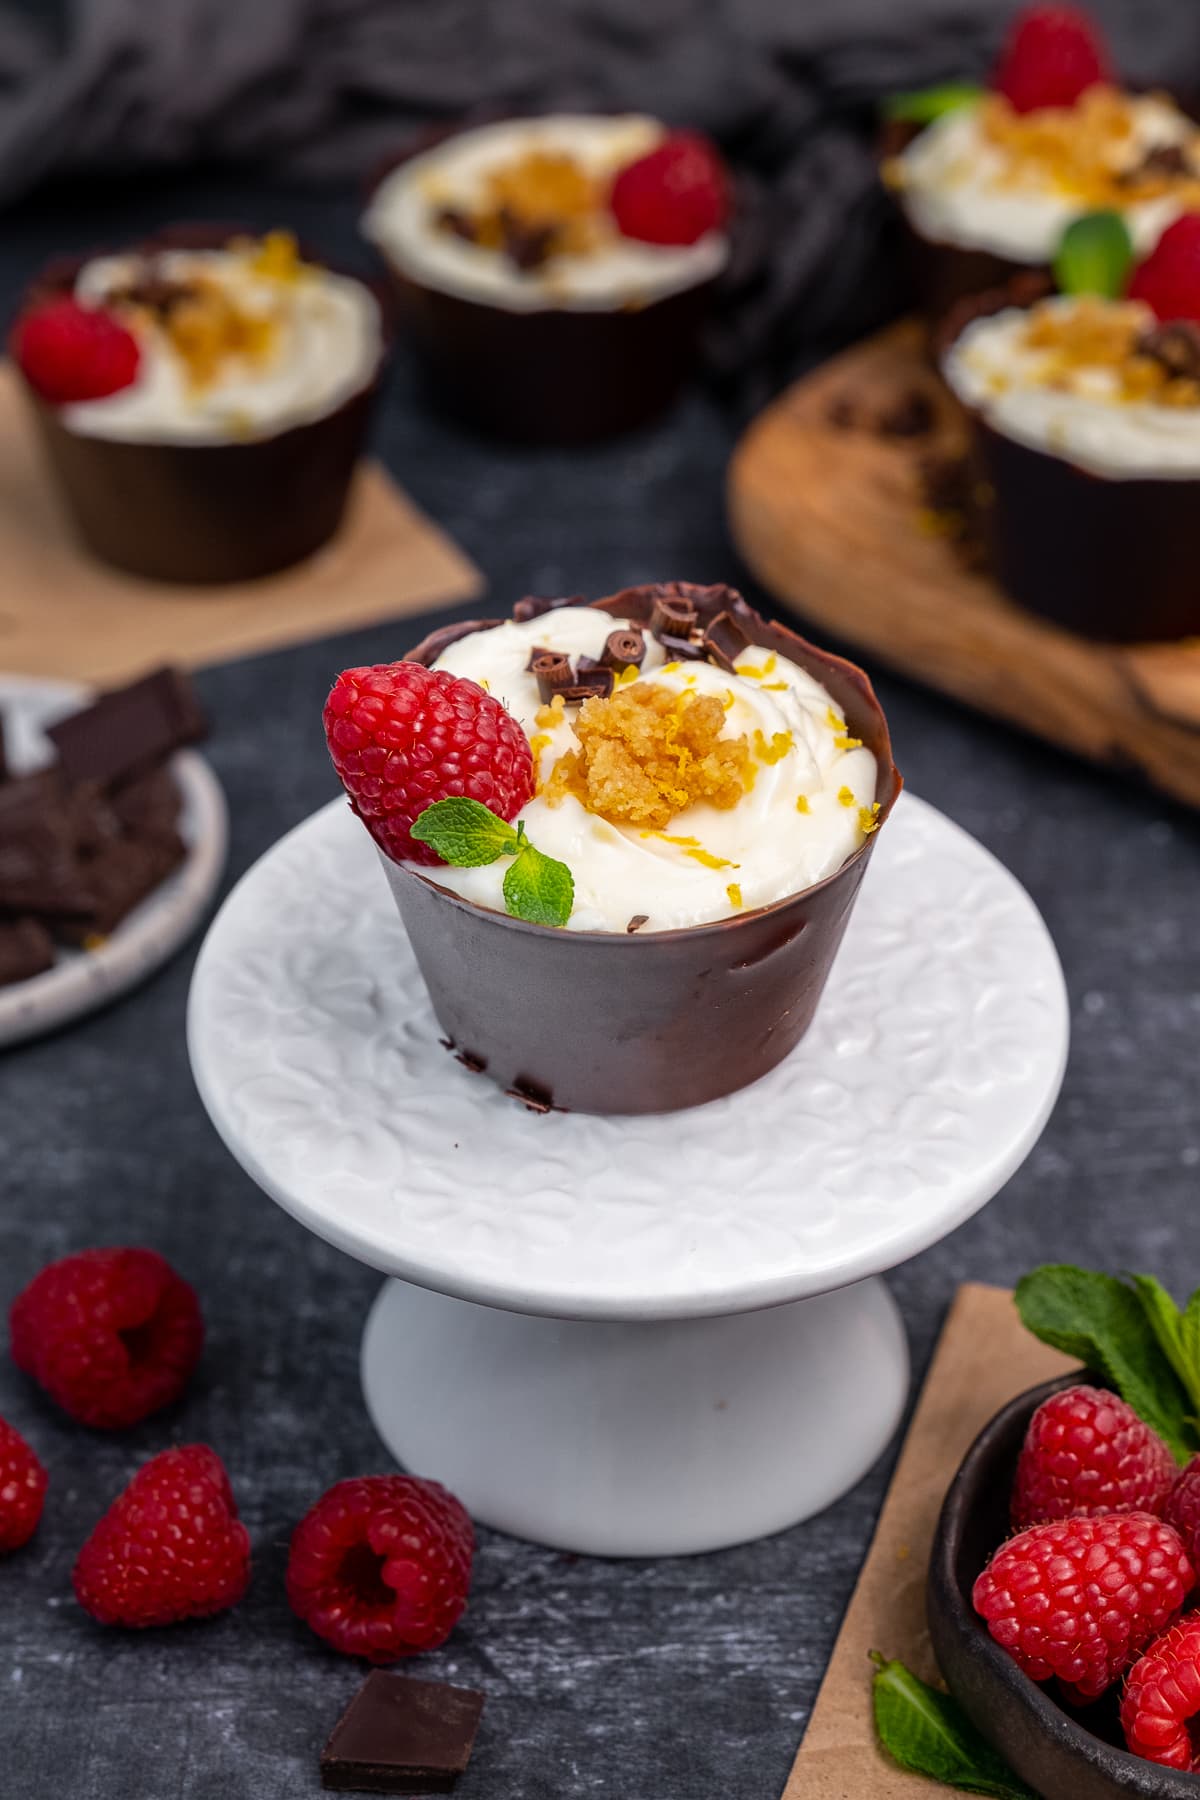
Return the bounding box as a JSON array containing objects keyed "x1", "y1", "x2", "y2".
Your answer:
[{"x1": 361, "y1": 1276, "x2": 909, "y2": 1556}]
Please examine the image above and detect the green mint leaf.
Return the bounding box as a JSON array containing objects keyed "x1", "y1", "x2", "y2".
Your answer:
[
  {"x1": 872, "y1": 1656, "x2": 1038, "y2": 1799},
  {"x1": 502, "y1": 843, "x2": 574, "y2": 928},
  {"x1": 1053, "y1": 210, "x2": 1134, "y2": 300},
  {"x1": 1016, "y1": 1265, "x2": 1195, "y2": 1463},
  {"x1": 883, "y1": 83, "x2": 983, "y2": 124},
  {"x1": 1130, "y1": 1275, "x2": 1200, "y2": 1420},
  {"x1": 410, "y1": 797, "x2": 522, "y2": 867}
]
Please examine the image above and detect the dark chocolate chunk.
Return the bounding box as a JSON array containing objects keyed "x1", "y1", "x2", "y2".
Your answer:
[
  {"x1": 454, "y1": 1047, "x2": 487, "y2": 1074},
  {"x1": 1139, "y1": 320, "x2": 1200, "y2": 381},
  {"x1": 56, "y1": 832, "x2": 185, "y2": 943},
  {"x1": 434, "y1": 206, "x2": 480, "y2": 245},
  {"x1": 559, "y1": 669, "x2": 614, "y2": 702},
  {"x1": 626, "y1": 914, "x2": 649, "y2": 934},
  {"x1": 497, "y1": 207, "x2": 557, "y2": 272},
  {"x1": 701, "y1": 611, "x2": 752, "y2": 673},
  {"x1": 530, "y1": 651, "x2": 574, "y2": 703},
  {"x1": 0, "y1": 917, "x2": 56, "y2": 988},
  {"x1": 107, "y1": 265, "x2": 200, "y2": 319},
  {"x1": 321, "y1": 1672, "x2": 484, "y2": 1795},
  {"x1": 0, "y1": 776, "x2": 92, "y2": 917},
  {"x1": 108, "y1": 765, "x2": 183, "y2": 844},
  {"x1": 513, "y1": 594, "x2": 585, "y2": 623},
  {"x1": 1119, "y1": 142, "x2": 1190, "y2": 183},
  {"x1": 657, "y1": 633, "x2": 705, "y2": 662},
  {"x1": 650, "y1": 593, "x2": 698, "y2": 637},
  {"x1": 507, "y1": 1077, "x2": 554, "y2": 1114},
  {"x1": 47, "y1": 667, "x2": 206, "y2": 790},
  {"x1": 878, "y1": 389, "x2": 935, "y2": 438},
  {"x1": 599, "y1": 628, "x2": 645, "y2": 674}
]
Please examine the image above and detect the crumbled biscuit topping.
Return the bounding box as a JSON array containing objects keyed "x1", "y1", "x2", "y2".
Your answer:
[
  {"x1": 435, "y1": 150, "x2": 606, "y2": 269},
  {"x1": 979, "y1": 88, "x2": 1200, "y2": 206},
  {"x1": 1017, "y1": 297, "x2": 1200, "y2": 408}
]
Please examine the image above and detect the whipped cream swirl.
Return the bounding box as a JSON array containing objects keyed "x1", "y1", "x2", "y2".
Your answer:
[{"x1": 410, "y1": 608, "x2": 879, "y2": 933}]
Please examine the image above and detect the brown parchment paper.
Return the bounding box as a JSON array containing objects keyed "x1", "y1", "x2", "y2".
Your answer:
[
  {"x1": 0, "y1": 362, "x2": 483, "y2": 684},
  {"x1": 782, "y1": 1282, "x2": 1076, "y2": 1799}
]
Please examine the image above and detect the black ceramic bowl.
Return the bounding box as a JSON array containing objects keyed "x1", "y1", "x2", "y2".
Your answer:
[{"x1": 928, "y1": 1372, "x2": 1198, "y2": 1800}]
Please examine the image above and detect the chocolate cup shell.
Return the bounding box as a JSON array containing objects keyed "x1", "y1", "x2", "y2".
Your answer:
[
  {"x1": 16, "y1": 227, "x2": 388, "y2": 585},
  {"x1": 381, "y1": 586, "x2": 901, "y2": 1116},
  {"x1": 898, "y1": 208, "x2": 1037, "y2": 329},
  {"x1": 928, "y1": 1372, "x2": 1194, "y2": 1800},
  {"x1": 365, "y1": 124, "x2": 719, "y2": 444}
]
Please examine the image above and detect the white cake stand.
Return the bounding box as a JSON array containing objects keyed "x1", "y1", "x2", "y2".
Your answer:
[{"x1": 187, "y1": 791, "x2": 1068, "y2": 1556}]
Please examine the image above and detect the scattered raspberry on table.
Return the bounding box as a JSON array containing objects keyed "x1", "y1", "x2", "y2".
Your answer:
[
  {"x1": 324, "y1": 663, "x2": 534, "y2": 868},
  {"x1": 73, "y1": 1444, "x2": 251, "y2": 1627},
  {"x1": 991, "y1": 5, "x2": 1110, "y2": 114},
  {"x1": 610, "y1": 131, "x2": 729, "y2": 246},
  {"x1": 287, "y1": 1474, "x2": 475, "y2": 1662},
  {"x1": 12, "y1": 297, "x2": 141, "y2": 404},
  {"x1": 973, "y1": 1512, "x2": 1193, "y2": 1699},
  {"x1": 1011, "y1": 1383, "x2": 1177, "y2": 1528},
  {"x1": 0, "y1": 1416, "x2": 47, "y2": 1554},
  {"x1": 1122, "y1": 1616, "x2": 1200, "y2": 1771},
  {"x1": 10, "y1": 1246, "x2": 204, "y2": 1429}
]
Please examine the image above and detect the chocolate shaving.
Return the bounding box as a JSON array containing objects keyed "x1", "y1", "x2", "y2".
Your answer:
[
  {"x1": 650, "y1": 594, "x2": 699, "y2": 638},
  {"x1": 434, "y1": 206, "x2": 480, "y2": 245},
  {"x1": 1118, "y1": 142, "x2": 1190, "y2": 183},
  {"x1": 559, "y1": 670, "x2": 614, "y2": 703},
  {"x1": 626, "y1": 914, "x2": 649, "y2": 934},
  {"x1": 107, "y1": 268, "x2": 198, "y2": 318},
  {"x1": 1139, "y1": 320, "x2": 1200, "y2": 381},
  {"x1": 507, "y1": 1077, "x2": 555, "y2": 1114},
  {"x1": 599, "y1": 628, "x2": 646, "y2": 674},
  {"x1": 878, "y1": 389, "x2": 935, "y2": 438},
  {"x1": 657, "y1": 633, "x2": 705, "y2": 662},
  {"x1": 701, "y1": 611, "x2": 752, "y2": 673},
  {"x1": 497, "y1": 207, "x2": 557, "y2": 273},
  {"x1": 513, "y1": 594, "x2": 585, "y2": 623},
  {"x1": 454, "y1": 1048, "x2": 487, "y2": 1075},
  {"x1": 530, "y1": 651, "x2": 574, "y2": 703}
]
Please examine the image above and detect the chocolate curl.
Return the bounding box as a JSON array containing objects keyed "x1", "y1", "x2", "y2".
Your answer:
[
  {"x1": 531, "y1": 652, "x2": 573, "y2": 703},
  {"x1": 657, "y1": 634, "x2": 705, "y2": 662},
  {"x1": 599, "y1": 628, "x2": 646, "y2": 674},
  {"x1": 701, "y1": 611, "x2": 752, "y2": 673},
  {"x1": 650, "y1": 594, "x2": 698, "y2": 638},
  {"x1": 559, "y1": 668, "x2": 614, "y2": 703},
  {"x1": 513, "y1": 593, "x2": 586, "y2": 623},
  {"x1": 1140, "y1": 321, "x2": 1200, "y2": 380}
]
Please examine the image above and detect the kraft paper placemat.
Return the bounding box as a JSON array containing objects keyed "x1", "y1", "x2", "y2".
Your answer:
[
  {"x1": 0, "y1": 363, "x2": 483, "y2": 684},
  {"x1": 783, "y1": 1283, "x2": 1076, "y2": 1799}
]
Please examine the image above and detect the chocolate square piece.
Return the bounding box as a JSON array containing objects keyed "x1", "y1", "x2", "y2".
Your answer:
[
  {"x1": 0, "y1": 775, "x2": 92, "y2": 917},
  {"x1": 321, "y1": 1672, "x2": 485, "y2": 1794},
  {"x1": 57, "y1": 831, "x2": 186, "y2": 943},
  {"x1": 47, "y1": 667, "x2": 206, "y2": 789},
  {"x1": 108, "y1": 765, "x2": 183, "y2": 843}
]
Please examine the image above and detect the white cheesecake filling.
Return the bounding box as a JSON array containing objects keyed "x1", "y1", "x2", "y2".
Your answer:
[
  {"x1": 944, "y1": 296, "x2": 1200, "y2": 478},
  {"x1": 362, "y1": 114, "x2": 730, "y2": 314},
  {"x1": 62, "y1": 245, "x2": 382, "y2": 444},
  {"x1": 409, "y1": 608, "x2": 879, "y2": 933},
  {"x1": 892, "y1": 93, "x2": 1198, "y2": 263}
]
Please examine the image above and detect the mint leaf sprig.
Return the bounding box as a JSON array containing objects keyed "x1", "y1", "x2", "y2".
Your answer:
[
  {"x1": 883, "y1": 83, "x2": 983, "y2": 125},
  {"x1": 1053, "y1": 209, "x2": 1133, "y2": 300},
  {"x1": 411, "y1": 797, "x2": 574, "y2": 929},
  {"x1": 872, "y1": 1655, "x2": 1037, "y2": 1800},
  {"x1": 1016, "y1": 1265, "x2": 1200, "y2": 1464}
]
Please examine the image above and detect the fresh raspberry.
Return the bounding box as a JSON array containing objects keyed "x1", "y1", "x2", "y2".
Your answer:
[
  {"x1": 73, "y1": 1444, "x2": 250, "y2": 1627},
  {"x1": 1128, "y1": 216, "x2": 1200, "y2": 323},
  {"x1": 10, "y1": 1247, "x2": 204, "y2": 1429},
  {"x1": 12, "y1": 297, "x2": 141, "y2": 404},
  {"x1": 0, "y1": 1417, "x2": 48, "y2": 1554},
  {"x1": 1011, "y1": 1384, "x2": 1177, "y2": 1528},
  {"x1": 1164, "y1": 1453, "x2": 1200, "y2": 1562},
  {"x1": 973, "y1": 1513, "x2": 1193, "y2": 1699},
  {"x1": 610, "y1": 131, "x2": 729, "y2": 246},
  {"x1": 286, "y1": 1474, "x2": 474, "y2": 1662},
  {"x1": 1122, "y1": 1617, "x2": 1200, "y2": 1770},
  {"x1": 324, "y1": 662, "x2": 534, "y2": 868},
  {"x1": 992, "y1": 6, "x2": 1111, "y2": 114}
]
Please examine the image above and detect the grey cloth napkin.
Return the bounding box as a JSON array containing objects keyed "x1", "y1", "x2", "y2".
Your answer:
[{"x1": 2, "y1": 0, "x2": 1197, "y2": 399}]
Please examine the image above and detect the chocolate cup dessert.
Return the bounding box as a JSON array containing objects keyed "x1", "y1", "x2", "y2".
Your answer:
[
  {"x1": 16, "y1": 226, "x2": 388, "y2": 585},
  {"x1": 378, "y1": 584, "x2": 901, "y2": 1117},
  {"x1": 902, "y1": 215, "x2": 1035, "y2": 330},
  {"x1": 941, "y1": 282, "x2": 1200, "y2": 644},
  {"x1": 363, "y1": 124, "x2": 724, "y2": 445}
]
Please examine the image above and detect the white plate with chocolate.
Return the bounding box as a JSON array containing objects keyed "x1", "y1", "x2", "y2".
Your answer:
[{"x1": 0, "y1": 668, "x2": 227, "y2": 1047}]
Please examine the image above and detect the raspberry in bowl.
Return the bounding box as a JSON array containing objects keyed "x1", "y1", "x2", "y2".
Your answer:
[
  {"x1": 10, "y1": 225, "x2": 386, "y2": 583},
  {"x1": 884, "y1": 4, "x2": 1200, "y2": 320},
  {"x1": 324, "y1": 582, "x2": 900, "y2": 1116},
  {"x1": 361, "y1": 115, "x2": 730, "y2": 441},
  {"x1": 939, "y1": 213, "x2": 1200, "y2": 642}
]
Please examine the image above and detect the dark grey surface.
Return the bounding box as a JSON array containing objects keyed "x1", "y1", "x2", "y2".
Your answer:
[{"x1": 1, "y1": 178, "x2": 1198, "y2": 1800}]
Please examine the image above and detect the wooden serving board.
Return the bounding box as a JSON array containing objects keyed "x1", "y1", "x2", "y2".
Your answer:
[{"x1": 728, "y1": 320, "x2": 1200, "y2": 810}]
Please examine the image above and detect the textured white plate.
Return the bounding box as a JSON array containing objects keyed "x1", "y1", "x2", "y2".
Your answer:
[
  {"x1": 188, "y1": 791, "x2": 1068, "y2": 1322},
  {"x1": 0, "y1": 675, "x2": 227, "y2": 1049}
]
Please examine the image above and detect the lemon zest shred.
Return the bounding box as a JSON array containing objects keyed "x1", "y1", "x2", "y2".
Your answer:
[
  {"x1": 838, "y1": 785, "x2": 855, "y2": 808},
  {"x1": 796, "y1": 794, "x2": 810, "y2": 814},
  {"x1": 726, "y1": 883, "x2": 743, "y2": 909}
]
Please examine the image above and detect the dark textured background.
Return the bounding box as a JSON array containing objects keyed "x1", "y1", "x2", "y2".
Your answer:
[{"x1": 1, "y1": 173, "x2": 1198, "y2": 1800}]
